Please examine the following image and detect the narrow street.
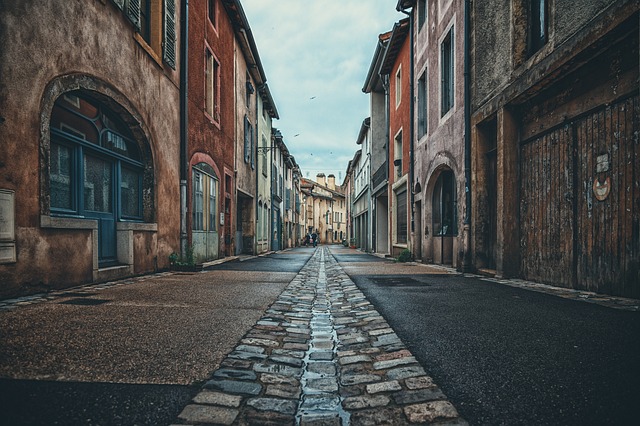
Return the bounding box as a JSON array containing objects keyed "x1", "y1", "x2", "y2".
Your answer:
[{"x1": 1, "y1": 246, "x2": 638, "y2": 425}]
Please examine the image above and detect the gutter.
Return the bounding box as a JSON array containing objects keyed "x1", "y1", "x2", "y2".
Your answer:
[
  {"x1": 179, "y1": 0, "x2": 189, "y2": 258},
  {"x1": 463, "y1": 0, "x2": 472, "y2": 271},
  {"x1": 398, "y1": 6, "x2": 416, "y2": 247}
]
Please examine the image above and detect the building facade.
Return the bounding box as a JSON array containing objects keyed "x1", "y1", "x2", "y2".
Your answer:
[
  {"x1": 470, "y1": 0, "x2": 639, "y2": 297},
  {"x1": 0, "y1": 0, "x2": 181, "y2": 298},
  {"x1": 188, "y1": 0, "x2": 236, "y2": 263}
]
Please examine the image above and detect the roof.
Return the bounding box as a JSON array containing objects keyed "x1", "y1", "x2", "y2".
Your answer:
[
  {"x1": 221, "y1": 0, "x2": 267, "y2": 85},
  {"x1": 362, "y1": 31, "x2": 391, "y2": 93},
  {"x1": 396, "y1": 0, "x2": 415, "y2": 11},
  {"x1": 380, "y1": 18, "x2": 410, "y2": 76},
  {"x1": 259, "y1": 84, "x2": 279, "y2": 119},
  {"x1": 356, "y1": 117, "x2": 370, "y2": 145}
]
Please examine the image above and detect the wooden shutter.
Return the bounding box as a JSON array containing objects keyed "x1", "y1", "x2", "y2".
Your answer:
[
  {"x1": 163, "y1": 0, "x2": 177, "y2": 69},
  {"x1": 244, "y1": 116, "x2": 250, "y2": 163},
  {"x1": 125, "y1": 0, "x2": 141, "y2": 31}
]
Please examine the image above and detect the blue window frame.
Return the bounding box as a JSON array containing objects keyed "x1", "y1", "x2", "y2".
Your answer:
[{"x1": 49, "y1": 92, "x2": 144, "y2": 222}]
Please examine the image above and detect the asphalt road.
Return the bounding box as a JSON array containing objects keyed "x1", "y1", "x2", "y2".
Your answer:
[
  {"x1": 0, "y1": 250, "x2": 312, "y2": 425},
  {"x1": 333, "y1": 249, "x2": 640, "y2": 425}
]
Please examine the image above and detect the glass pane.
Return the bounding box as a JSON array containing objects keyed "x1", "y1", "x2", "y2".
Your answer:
[
  {"x1": 209, "y1": 177, "x2": 217, "y2": 230},
  {"x1": 51, "y1": 142, "x2": 73, "y2": 210},
  {"x1": 121, "y1": 167, "x2": 141, "y2": 217},
  {"x1": 84, "y1": 154, "x2": 112, "y2": 212}
]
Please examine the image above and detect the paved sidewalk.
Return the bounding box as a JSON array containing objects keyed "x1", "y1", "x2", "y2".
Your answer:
[{"x1": 175, "y1": 247, "x2": 466, "y2": 425}]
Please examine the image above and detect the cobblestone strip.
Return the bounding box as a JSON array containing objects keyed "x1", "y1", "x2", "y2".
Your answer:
[{"x1": 174, "y1": 247, "x2": 467, "y2": 425}]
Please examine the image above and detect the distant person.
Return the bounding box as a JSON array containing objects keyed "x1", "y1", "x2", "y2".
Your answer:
[{"x1": 311, "y1": 231, "x2": 318, "y2": 247}]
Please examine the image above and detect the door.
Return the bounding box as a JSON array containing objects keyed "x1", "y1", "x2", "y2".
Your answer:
[
  {"x1": 83, "y1": 153, "x2": 117, "y2": 266},
  {"x1": 432, "y1": 170, "x2": 457, "y2": 265}
]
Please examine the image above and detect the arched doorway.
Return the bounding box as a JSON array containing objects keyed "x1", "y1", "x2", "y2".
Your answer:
[
  {"x1": 49, "y1": 91, "x2": 146, "y2": 267},
  {"x1": 432, "y1": 169, "x2": 457, "y2": 265},
  {"x1": 192, "y1": 162, "x2": 219, "y2": 262}
]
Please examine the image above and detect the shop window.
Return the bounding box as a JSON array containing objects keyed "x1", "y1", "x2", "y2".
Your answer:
[{"x1": 396, "y1": 188, "x2": 407, "y2": 244}]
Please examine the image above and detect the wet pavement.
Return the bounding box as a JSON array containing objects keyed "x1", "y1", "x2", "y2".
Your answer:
[{"x1": 175, "y1": 247, "x2": 466, "y2": 425}]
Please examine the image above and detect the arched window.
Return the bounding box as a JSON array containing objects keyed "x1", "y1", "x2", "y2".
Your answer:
[
  {"x1": 192, "y1": 162, "x2": 218, "y2": 232},
  {"x1": 49, "y1": 91, "x2": 145, "y2": 266}
]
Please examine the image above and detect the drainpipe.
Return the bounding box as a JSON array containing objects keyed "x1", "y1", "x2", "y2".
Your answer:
[
  {"x1": 255, "y1": 85, "x2": 262, "y2": 255},
  {"x1": 463, "y1": 0, "x2": 473, "y2": 272},
  {"x1": 399, "y1": 6, "x2": 415, "y2": 255},
  {"x1": 179, "y1": 0, "x2": 189, "y2": 259}
]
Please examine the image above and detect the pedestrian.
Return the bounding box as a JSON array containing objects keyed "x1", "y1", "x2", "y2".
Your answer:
[{"x1": 311, "y1": 231, "x2": 318, "y2": 247}]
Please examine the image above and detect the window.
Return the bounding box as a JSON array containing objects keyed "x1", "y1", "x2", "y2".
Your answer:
[
  {"x1": 433, "y1": 170, "x2": 457, "y2": 235},
  {"x1": 396, "y1": 188, "x2": 408, "y2": 244},
  {"x1": 441, "y1": 27, "x2": 454, "y2": 116},
  {"x1": 261, "y1": 135, "x2": 268, "y2": 176},
  {"x1": 418, "y1": 71, "x2": 427, "y2": 137},
  {"x1": 206, "y1": 49, "x2": 220, "y2": 121},
  {"x1": 395, "y1": 65, "x2": 402, "y2": 108},
  {"x1": 418, "y1": 0, "x2": 427, "y2": 30},
  {"x1": 192, "y1": 163, "x2": 218, "y2": 232},
  {"x1": 394, "y1": 130, "x2": 403, "y2": 179},
  {"x1": 530, "y1": 0, "x2": 548, "y2": 54},
  {"x1": 126, "y1": 0, "x2": 176, "y2": 69},
  {"x1": 50, "y1": 92, "x2": 143, "y2": 220},
  {"x1": 246, "y1": 72, "x2": 254, "y2": 107},
  {"x1": 244, "y1": 115, "x2": 252, "y2": 164},
  {"x1": 208, "y1": 0, "x2": 216, "y2": 27}
]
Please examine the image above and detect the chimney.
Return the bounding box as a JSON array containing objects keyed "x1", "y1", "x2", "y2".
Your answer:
[
  {"x1": 327, "y1": 174, "x2": 336, "y2": 191},
  {"x1": 316, "y1": 173, "x2": 326, "y2": 186}
]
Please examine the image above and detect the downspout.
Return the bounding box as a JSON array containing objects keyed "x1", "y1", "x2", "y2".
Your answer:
[
  {"x1": 399, "y1": 7, "x2": 415, "y2": 255},
  {"x1": 463, "y1": 0, "x2": 473, "y2": 272},
  {"x1": 382, "y1": 74, "x2": 390, "y2": 255},
  {"x1": 255, "y1": 85, "x2": 261, "y2": 255},
  {"x1": 179, "y1": 0, "x2": 189, "y2": 259}
]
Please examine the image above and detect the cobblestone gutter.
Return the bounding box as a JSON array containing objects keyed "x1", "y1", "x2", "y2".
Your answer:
[{"x1": 175, "y1": 247, "x2": 467, "y2": 425}]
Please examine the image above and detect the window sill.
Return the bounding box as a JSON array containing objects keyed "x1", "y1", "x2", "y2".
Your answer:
[
  {"x1": 41, "y1": 215, "x2": 98, "y2": 230},
  {"x1": 133, "y1": 33, "x2": 163, "y2": 69},
  {"x1": 117, "y1": 221, "x2": 157, "y2": 232}
]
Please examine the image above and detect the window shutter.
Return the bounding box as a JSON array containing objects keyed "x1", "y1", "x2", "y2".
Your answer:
[
  {"x1": 250, "y1": 124, "x2": 255, "y2": 169},
  {"x1": 112, "y1": 0, "x2": 125, "y2": 10},
  {"x1": 125, "y1": 0, "x2": 141, "y2": 31},
  {"x1": 163, "y1": 0, "x2": 177, "y2": 69},
  {"x1": 244, "y1": 116, "x2": 250, "y2": 163}
]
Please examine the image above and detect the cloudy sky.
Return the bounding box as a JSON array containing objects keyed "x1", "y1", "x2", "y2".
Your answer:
[{"x1": 240, "y1": 0, "x2": 404, "y2": 184}]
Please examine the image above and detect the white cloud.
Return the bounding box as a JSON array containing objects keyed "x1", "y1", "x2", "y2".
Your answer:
[{"x1": 240, "y1": 0, "x2": 403, "y2": 182}]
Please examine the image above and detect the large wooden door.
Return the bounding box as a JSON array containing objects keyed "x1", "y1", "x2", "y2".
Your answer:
[{"x1": 520, "y1": 95, "x2": 639, "y2": 298}]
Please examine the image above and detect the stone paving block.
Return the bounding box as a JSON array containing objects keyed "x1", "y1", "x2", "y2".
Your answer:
[
  {"x1": 247, "y1": 397, "x2": 298, "y2": 415},
  {"x1": 305, "y1": 377, "x2": 339, "y2": 393},
  {"x1": 375, "y1": 349, "x2": 412, "y2": 362},
  {"x1": 244, "y1": 409, "x2": 295, "y2": 426},
  {"x1": 350, "y1": 407, "x2": 407, "y2": 426},
  {"x1": 312, "y1": 340, "x2": 335, "y2": 350},
  {"x1": 270, "y1": 355, "x2": 304, "y2": 367},
  {"x1": 365, "y1": 380, "x2": 402, "y2": 394},
  {"x1": 272, "y1": 348, "x2": 305, "y2": 359},
  {"x1": 372, "y1": 356, "x2": 417, "y2": 370},
  {"x1": 299, "y1": 413, "x2": 341, "y2": 426},
  {"x1": 283, "y1": 336, "x2": 308, "y2": 344},
  {"x1": 228, "y1": 351, "x2": 268, "y2": 362},
  {"x1": 265, "y1": 384, "x2": 301, "y2": 399},
  {"x1": 403, "y1": 401, "x2": 460, "y2": 423},
  {"x1": 212, "y1": 368, "x2": 257, "y2": 381},
  {"x1": 299, "y1": 395, "x2": 341, "y2": 412},
  {"x1": 392, "y1": 388, "x2": 446, "y2": 405},
  {"x1": 404, "y1": 376, "x2": 436, "y2": 390},
  {"x1": 307, "y1": 361, "x2": 337, "y2": 376},
  {"x1": 260, "y1": 373, "x2": 300, "y2": 386},
  {"x1": 178, "y1": 404, "x2": 239, "y2": 425},
  {"x1": 236, "y1": 344, "x2": 266, "y2": 354},
  {"x1": 340, "y1": 373, "x2": 382, "y2": 386},
  {"x1": 204, "y1": 378, "x2": 262, "y2": 396},
  {"x1": 241, "y1": 337, "x2": 280, "y2": 347},
  {"x1": 342, "y1": 394, "x2": 391, "y2": 410},
  {"x1": 338, "y1": 354, "x2": 371, "y2": 365},
  {"x1": 192, "y1": 390, "x2": 243, "y2": 407},
  {"x1": 386, "y1": 366, "x2": 426, "y2": 381},
  {"x1": 220, "y1": 358, "x2": 253, "y2": 369},
  {"x1": 283, "y1": 342, "x2": 309, "y2": 351},
  {"x1": 253, "y1": 363, "x2": 303, "y2": 378},
  {"x1": 309, "y1": 351, "x2": 334, "y2": 361},
  {"x1": 368, "y1": 328, "x2": 394, "y2": 337}
]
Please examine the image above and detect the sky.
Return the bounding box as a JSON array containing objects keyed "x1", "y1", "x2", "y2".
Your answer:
[{"x1": 240, "y1": 0, "x2": 405, "y2": 185}]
